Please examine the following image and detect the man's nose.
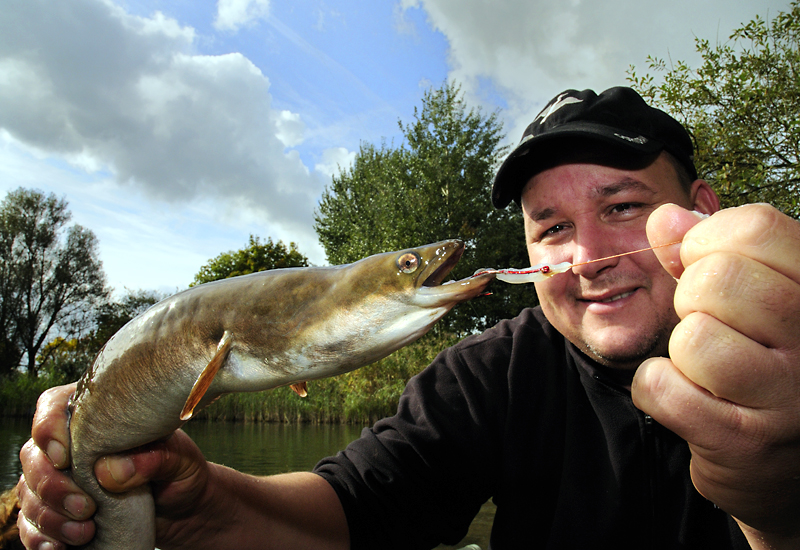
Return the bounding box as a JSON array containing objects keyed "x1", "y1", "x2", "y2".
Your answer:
[{"x1": 569, "y1": 229, "x2": 621, "y2": 278}]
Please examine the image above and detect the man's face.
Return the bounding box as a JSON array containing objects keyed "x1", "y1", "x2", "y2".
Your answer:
[{"x1": 521, "y1": 154, "x2": 708, "y2": 370}]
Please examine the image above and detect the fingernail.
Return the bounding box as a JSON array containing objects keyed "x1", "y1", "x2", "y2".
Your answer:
[
  {"x1": 46, "y1": 440, "x2": 67, "y2": 469},
  {"x1": 104, "y1": 455, "x2": 135, "y2": 485},
  {"x1": 61, "y1": 520, "x2": 85, "y2": 544},
  {"x1": 63, "y1": 493, "x2": 89, "y2": 518},
  {"x1": 38, "y1": 542, "x2": 55, "y2": 550},
  {"x1": 691, "y1": 210, "x2": 710, "y2": 220}
]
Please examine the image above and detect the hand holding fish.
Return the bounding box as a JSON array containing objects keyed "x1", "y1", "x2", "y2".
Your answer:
[
  {"x1": 632, "y1": 203, "x2": 800, "y2": 549},
  {"x1": 16, "y1": 385, "x2": 350, "y2": 549}
]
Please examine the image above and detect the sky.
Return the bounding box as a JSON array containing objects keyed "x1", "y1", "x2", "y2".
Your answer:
[{"x1": 0, "y1": 0, "x2": 791, "y2": 297}]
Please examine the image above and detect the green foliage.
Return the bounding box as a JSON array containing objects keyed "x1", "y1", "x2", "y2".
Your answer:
[
  {"x1": 191, "y1": 235, "x2": 309, "y2": 286},
  {"x1": 315, "y1": 82, "x2": 537, "y2": 334},
  {"x1": 628, "y1": 1, "x2": 800, "y2": 218},
  {"x1": 36, "y1": 336, "x2": 90, "y2": 383},
  {"x1": 0, "y1": 188, "x2": 108, "y2": 377},
  {"x1": 0, "y1": 369, "x2": 66, "y2": 416}
]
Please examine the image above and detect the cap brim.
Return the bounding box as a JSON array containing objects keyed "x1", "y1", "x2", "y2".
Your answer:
[{"x1": 491, "y1": 123, "x2": 664, "y2": 208}]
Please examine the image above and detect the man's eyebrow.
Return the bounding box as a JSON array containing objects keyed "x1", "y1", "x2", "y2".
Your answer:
[
  {"x1": 527, "y1": 206, "x2": 559, "y2": 223},
  {"x1": 591, "y1": 178, "x2": 657, "y2": 198}
]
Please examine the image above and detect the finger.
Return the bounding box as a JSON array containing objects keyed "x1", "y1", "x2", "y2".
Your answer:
[
  {"x1": 680, "y1": 203, "x2": 800, "y2": 285},
  {"x1": 675, "y1": 252, "x2": 800, "y2": 351},
  {"x1": 646, "y1": 204, "x2": 707, "y2": 279},
  {"x1": 19, "y1": 439, "x2": 95, "y2": 521},
  {"x1": 16, "y1": 473, "x2": 96, "y2": 547},
  {"x1": 633, "y1": 357, "x2": 800, "y2": 536},
  {"x1": 631, "y1": 356, "x2": 747, "y2": 452},
  {"x1": 17, "y1": 510, "x2": 68, "y2": 550},
  {"x1": 668, "y1": 312, "x2": 793, "y2": 407},
  {"x1": 30, "y1": 383, "x2": 77, "y2": 470}
]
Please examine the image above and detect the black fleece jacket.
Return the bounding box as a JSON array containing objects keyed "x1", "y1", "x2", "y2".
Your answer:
[{"x1": 315, "y1": 307, "x2": 750, "y2": 549}]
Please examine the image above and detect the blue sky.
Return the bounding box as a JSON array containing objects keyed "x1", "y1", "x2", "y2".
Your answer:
[{"x1": 0, "y1": 0, "x2": 791, "y2": 296}]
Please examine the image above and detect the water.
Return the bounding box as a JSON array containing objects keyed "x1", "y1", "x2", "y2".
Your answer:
[
  {"x1": 1, "y1": 418, "x2": 494, "y2": 549},
  {"x1": 182, "y1": 420, "x2": 368, "y2": 475},
  {"x1": 1, "y1": 417, "x2": 30, "y2": 491}
]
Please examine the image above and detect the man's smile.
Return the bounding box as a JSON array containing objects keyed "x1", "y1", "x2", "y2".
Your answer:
[
  {"x1": 595, "y1": 289, "x2": 637, "y2": 303},
  {"x1": 576, "y1": 286, "x2": 642, "y2": 305}
]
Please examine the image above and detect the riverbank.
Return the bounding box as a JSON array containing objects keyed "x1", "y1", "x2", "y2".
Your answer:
[{"x1": 0, "y1": 332, "x2": 462, "y2": 423}]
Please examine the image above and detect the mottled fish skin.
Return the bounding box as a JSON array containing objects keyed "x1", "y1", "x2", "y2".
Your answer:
[{"x1": 68, "y1": 239, "x2": 494, "y2": 550}]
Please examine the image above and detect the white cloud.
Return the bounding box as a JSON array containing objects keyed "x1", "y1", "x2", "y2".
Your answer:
[
  {"x1": 214, "y1": 0, "x2": 271, "y2": 32},
  {"x1": 275, "y1": 110, "x2": 305, "y2": 148},
  {"x1": 0, "y1": 0, "x2": 321, "y2": 251},
  {"x1": 314, "y1": 147, "x2": 356, "y2": 179},
  {"x1": 401, "y1": 0, "x2": 790, "y2": 145}
]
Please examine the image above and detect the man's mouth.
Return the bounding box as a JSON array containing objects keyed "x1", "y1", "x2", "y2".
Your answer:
[
  {"x1": 580, "y1": 289, "x2": 638, "y2": 304},
  {"x1": 597, "y1": 290, "x2": 636, "y2": 303}
]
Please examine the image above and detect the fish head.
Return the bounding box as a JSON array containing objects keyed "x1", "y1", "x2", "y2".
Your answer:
[
  {"x1": 400, "y1": 239, "x2": 496, "y2": 308},
  {"x1": 328, "y1": 240, "x2": 495, "y2": 349},
  {"x1": 344, "y1": 239, "x2": 495, "y2": 307}
]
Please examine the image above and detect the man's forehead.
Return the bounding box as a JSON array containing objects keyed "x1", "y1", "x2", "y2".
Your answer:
[{"x1": 522, "y1": 174, "x2": 659, "y2": 222}]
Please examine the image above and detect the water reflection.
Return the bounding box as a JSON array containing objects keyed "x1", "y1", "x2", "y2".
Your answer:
[
  {"x1": 1, "y1": 417, "x2": 30, "y2": 491},
  {"x1": 183, "y1": 420, "x2": 368, "y2": 474}
]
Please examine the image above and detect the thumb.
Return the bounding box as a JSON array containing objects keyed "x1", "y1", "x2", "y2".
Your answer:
[
  {"x1": 94, "y1": 430, "x2": 206, "y2": 493},
  {"x1": 646, "y1": 204, "x2": 709, "y2": 279}
]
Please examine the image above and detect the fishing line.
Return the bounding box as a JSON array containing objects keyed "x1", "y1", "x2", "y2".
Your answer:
[
  {"x1": 566, "y1": 240, "x2": 682, "y2": 269},
  {"x1": 474, "y1": 239, "x2": 683, "y2": 283}
]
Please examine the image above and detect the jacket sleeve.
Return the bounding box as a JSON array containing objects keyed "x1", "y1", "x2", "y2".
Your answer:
[{"x1": 314, "y1": 328, "x2": 513, "y2": 550}]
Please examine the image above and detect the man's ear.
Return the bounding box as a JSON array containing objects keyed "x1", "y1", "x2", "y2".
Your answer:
[{"x1": 689, "y1": 179, "x2": 720, "y2": 215}]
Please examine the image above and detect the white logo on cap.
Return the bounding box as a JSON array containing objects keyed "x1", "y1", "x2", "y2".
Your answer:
[
  {"x1": 536, "y1": 93, "x2": 583, "y2": 124},
  {"x1": 614, "y1": 133, "x2": 648, "y2": 145}
]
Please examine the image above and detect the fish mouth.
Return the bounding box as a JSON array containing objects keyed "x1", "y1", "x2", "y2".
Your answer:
[
  {"x1": 414, "y1": 240, "x2": 495, "y2": 306},
  {"x1": 422, "y1": 243, "x2": 464, "y2": 287}
]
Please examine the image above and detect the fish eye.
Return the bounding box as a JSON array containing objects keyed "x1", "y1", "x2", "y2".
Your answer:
[{"x1": 397, "y1": 252, "x2": 421, "y2": 273}]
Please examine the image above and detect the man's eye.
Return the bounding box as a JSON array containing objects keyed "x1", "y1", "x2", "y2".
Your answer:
[
  {"x1": 543, "y1": 224, "x2": 567, "y2": 237},
  {"x1": 610, "y1": 203, "x2": 638, "y2": 214}
]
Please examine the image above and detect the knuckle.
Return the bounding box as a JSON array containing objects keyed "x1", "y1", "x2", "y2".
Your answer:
[
  {"x1": 19, "y1": 438, "x2": 35, "y2": 463},
  {"x1": 34, "y1": 470, "x2": 73, "y2": 505}
]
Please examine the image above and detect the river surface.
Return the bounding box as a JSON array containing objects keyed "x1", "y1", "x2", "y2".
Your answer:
[{"x1": 1, "y1": 417, "x2": 495, "y2": 549}]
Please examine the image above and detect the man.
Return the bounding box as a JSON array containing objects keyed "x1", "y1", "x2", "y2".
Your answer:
[{"x1": 16, "y1": 87, "x2": 800, "y2": 549}]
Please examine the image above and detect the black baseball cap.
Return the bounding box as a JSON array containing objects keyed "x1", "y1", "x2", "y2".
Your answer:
[{"x1": 491, "y1": 86, "x2": 697, "y2": 208}]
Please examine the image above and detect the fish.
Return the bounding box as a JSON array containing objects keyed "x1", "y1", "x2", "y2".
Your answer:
[{"x1": 67, "y1": 239, "x2": 495, "y2": 550}]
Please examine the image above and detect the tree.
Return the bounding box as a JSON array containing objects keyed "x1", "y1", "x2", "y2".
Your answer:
[
  {"x1": 37, "y1": 289, "x2": 165, "y2": 382},
  {"x1": 191, "y1": 235, "x2": 309, "y2": 286},
  {"x1": 315, "y1": 82, "x2": 536, "y2": 334},
  {"x1": 628, "y1": 1, "x2": 800, "y2": 218},
  {"x1": 0, "y1": 188, "x2": 107, "y2": 376}
]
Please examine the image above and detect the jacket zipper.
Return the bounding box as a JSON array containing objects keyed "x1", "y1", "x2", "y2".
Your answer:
[{"x1": 643, "y1": 413, "x2": 660, "y2": 542}]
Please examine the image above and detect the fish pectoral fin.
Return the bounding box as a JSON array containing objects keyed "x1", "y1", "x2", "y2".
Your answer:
[
  {"x1": 180, "y1": 331, "x2": 233, "y2": 421},
  {"x1": 290, "y1": 381, "x2": 308, "y2": 398}
]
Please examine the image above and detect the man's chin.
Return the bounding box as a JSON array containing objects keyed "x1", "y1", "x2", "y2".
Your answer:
[{"x1": 579, "y1": 331, "x2": 669, "y2": 371}]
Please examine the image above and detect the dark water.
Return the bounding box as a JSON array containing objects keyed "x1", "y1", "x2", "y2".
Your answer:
[
  {"x1": 1, "y1": 418, "x2": 494, "y2": 549},
  {"x1": 1, "y1": 416, "x2": 30, "y2": 491}
]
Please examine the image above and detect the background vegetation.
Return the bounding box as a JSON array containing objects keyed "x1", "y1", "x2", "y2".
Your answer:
[
  {"x1": 628, "y1": 0, "x2": 800, "y2": 218},
  {"x1": 2, "y1": 2, "x2": 798, "y2": 421}
]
